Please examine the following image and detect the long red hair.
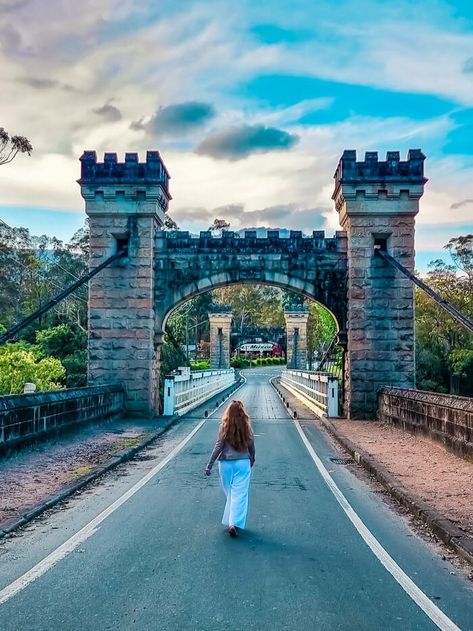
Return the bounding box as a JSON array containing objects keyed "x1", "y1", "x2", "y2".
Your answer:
[{"x1": 219, "y1": 400, "x2": 253, "y2": 451}]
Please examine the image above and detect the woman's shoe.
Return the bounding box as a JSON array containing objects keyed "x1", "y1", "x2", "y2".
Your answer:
[{"x1": 228, "y1": 526, "x2": 237, "y2": 537}]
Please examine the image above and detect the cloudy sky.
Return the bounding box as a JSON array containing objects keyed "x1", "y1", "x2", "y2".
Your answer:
[{"x1": 1, "y1": 0, "x2": 472, "y2": 270}]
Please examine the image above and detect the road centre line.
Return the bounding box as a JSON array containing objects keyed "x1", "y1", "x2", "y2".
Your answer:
[
  {"x1": 288, "y1": 405, "x2": 461, "y2": 631},
  {"x1": 0, "y1": 376, "x2": 246, "y2": 606}
]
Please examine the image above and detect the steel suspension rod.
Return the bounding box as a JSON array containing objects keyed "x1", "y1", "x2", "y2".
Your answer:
[
  {"x1": 0, "y1": 249, "x2": 127, "y2": 345},
  {"x1": 375, "y1": 249, "x2": 473, "y2": 334}
]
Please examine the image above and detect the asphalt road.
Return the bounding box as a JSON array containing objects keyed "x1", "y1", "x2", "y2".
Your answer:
[{"x1": 0, "y1": 368, "x2": 472, "y2": 630}]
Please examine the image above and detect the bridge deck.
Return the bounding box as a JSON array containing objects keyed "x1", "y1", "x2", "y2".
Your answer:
[{"x1": 0, "y1": 368, "x2": 472, "y2": 630}]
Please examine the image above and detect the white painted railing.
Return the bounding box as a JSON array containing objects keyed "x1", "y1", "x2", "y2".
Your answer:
[
  {"x1": 163, "y1": 367, "x2": 236, "y2": 416},
  {"x1": 280, "y1": 370, "x2": 339, "y2": 417}
]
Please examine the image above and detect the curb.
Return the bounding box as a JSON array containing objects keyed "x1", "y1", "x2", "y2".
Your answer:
[
  {"x1": 0, "y1": 415, "x2": 179, "y2": 541},
  {"x1": 272, "y1": 378, "x2": 473, "y2": 568}
]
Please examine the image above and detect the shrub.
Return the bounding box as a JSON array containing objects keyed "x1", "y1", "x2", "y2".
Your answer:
[
  {"x1": 0, "y1": 345, "x2": 65, "y2": 394},
  {"x1": 61, "y1": 350, "x2": 87, "y2": 388},
  {"x1": 191, "y1": 360, "x2": 211, "y2": 371},
  {"x1": 35, "y1": 324, "x2": 86, "y2": 359},
  {"x1": 231, "y1": 358, "x2": 251, "y2": 368}
]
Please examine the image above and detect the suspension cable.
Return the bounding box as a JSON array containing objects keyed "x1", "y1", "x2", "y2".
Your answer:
[
  {"x1": 0, "y1": 249, "x2": 127, "y2": 345},
  {"x1": 317, "y1": 335, "x2": 337, "y2": 371},
  {"x1": 0, "y1": 249, "x2": 88, "y2": 304},
  {"x1": 164, "y1": 326, "x2": 189, "y2": 364},
  {"x1": 375, "y1": 248, "x2": 473, "y2": 334}
]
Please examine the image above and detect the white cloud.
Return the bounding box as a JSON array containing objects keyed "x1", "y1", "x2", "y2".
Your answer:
[
  {"x1": 1, "y1": 153, "x2": 79, "y2": 209},
  {"x1": 0, "y1": 0, "x2": 471, "y2": 250}
]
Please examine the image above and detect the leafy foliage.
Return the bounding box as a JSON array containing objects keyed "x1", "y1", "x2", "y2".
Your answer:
[
  {"x1": 61, "y1": 350, "x2": 87, "y2": 388},
  {"x1": 0, "y1": 221, "x2": 89, "y2": 391},
  {"x1": 36, "y1": 324, "x2": 87, "y2": 359},
  {"x1": 213, "y1": 284, "x2": 285, "y2": 332},
  {"x1": 415, "y1": 235, "x2": 472, "y2": 395},
  {"x1": 190, "y1": 360, "x2": 211, "y2": 370},
  {"x1": 208, "y1": 218, "x2": 230, "y2": 236},
  {"x1": 0, "y1": 128, "x2": 33, "y2": 165},
  {"x1": 0, "y1": 344, "x2": 65, "y2": 394},
  {"x1": 307, "y1": 302, "x2": 337, "y2": 367},
  {"x1": 164, "y1": 215, "x2": 179, "y2": 231},
  {"x1": 35, "y1": 325, "x2": 87, "y2": 387}
]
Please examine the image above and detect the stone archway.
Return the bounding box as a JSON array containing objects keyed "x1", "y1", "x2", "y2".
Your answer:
[
  {"x1": 162, "y1": 282, "x2": 340, "y2": 374},
  {"x1": 79, "y1": 148, "x2": 426, "y2": 419}
]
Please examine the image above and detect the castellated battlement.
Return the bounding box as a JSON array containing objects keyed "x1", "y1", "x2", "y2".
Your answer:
[
  {"x1": 79, "y1": 151, "x2": 171, "y2": 196},
  {"x1": 334, "y1": 149, "x2": 427, "y2": 185},
  {"x1": 161, "y1": 229, "x2": 347, "y2": 253},
  {"x1": 332, "y1": 149, "x2": 427, "y2": 215}
]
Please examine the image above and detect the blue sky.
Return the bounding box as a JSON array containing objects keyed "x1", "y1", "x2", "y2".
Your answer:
[{"x1": 0, "y1": 0, "x2": 472, "y2": 271}]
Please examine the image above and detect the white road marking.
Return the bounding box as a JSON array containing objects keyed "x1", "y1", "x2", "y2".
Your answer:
[
  {"x1": 0, "y1": 376, "x2": 246, "y2": 606},
  {"x1": 292, "y1": 417, "x2": 461, "y2": 631}
]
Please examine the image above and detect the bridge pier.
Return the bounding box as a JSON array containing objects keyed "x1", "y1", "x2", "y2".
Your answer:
[
  {"x1": 284, "y1": 306, "x2": 309, "y2": 369},
  {"x1": 332, "y1": 150, "x2": 427, "y2": 419},
  {"x1": 79, "y1": 151, "x2": 171, "y2": 416},
  {"x1": 208, "y1": 310, "x2": 233, "y2": 369}
]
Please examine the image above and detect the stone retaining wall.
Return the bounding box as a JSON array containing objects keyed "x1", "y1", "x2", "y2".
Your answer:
[
  {"x1": 378, "y1": 387, "x2": 473, "y2": 461},
  {"x1": 0, "y1": 384, "x2": 125, "y2": 454}
]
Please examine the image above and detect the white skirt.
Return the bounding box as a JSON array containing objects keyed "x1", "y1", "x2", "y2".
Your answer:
[{"x1": 218, "y1": 459, "x2": 251, "y2": 529}]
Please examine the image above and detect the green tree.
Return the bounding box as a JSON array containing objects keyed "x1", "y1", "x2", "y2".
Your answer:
[
  {"x1": 35, "y1": 324, "x2": 87, "y2": 387},
  {"x1": 307, "y1": 302, "x2": 337, "y2": 364},
  {"x1": 167, "y1": 293, "x2": 214, "y2": 358},
  {"x1": 61, "y1": 350, "x2": 88, "y2": 388},
  {"x1": 36, "y1": 324, "x2": 86, "y2": 359},
  {"x1": 415, "y1": 234, "x2": 472, "y2": 395},
  {"x1": 208, "y1": 218, "x2": 230, "y2": 236},
  {"x1": 164, "y1": 215, "x2": 179, "y2": 231},
  {"x1": 0, "y1": 345, "x2": 65, "y2": 394},
  {"x1": 213, "y1": 284, "x2": 285, "y2": 333},
  {"x1": 0, "y1": 221, "x2": 88, "y2": 336},
  {"x1": 0, "y1": 128, "x2": 32, "y2": 165}
]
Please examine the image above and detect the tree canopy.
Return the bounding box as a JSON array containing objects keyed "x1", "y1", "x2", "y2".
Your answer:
[
  {"x1": 0, "y1": 128, "x2": 33, "y2": 165},
  {"x1": 0, "y1": 217, "x2": 470, "y2": 396},
  {"x1": 208, "y1": 218, "x2": 230, "y2": 236},
  {"x1": 415, "y1": 234, "x2": 472, "y2": 395}
]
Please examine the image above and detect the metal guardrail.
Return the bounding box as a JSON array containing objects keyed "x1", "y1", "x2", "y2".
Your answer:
[
  {"x1": 163, "y1": 367, "x2": 236, "y2": 416},
  {"x1": 280, "y1": 369, "x2": 339, "y2": 417}
]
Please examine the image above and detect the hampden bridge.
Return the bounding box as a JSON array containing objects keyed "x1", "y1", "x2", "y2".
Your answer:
[
  {"x1": 80, "y1": 148, "x2": 426, "y2": 419},
  {"x1": 3, "y1": 148, "x2": 473, "y2": 631}
]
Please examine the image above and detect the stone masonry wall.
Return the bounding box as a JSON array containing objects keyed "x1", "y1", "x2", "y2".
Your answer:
[
  {"x1": 378, "y1": 387, "x2": 473, "y2": 462},
  {"x1": 208, "y1": 312, "x2": 232, "y2": 369},
  {"x1": 0, "y1": 385, "x2": 124, "y2": 454},
  {"x1": 284, "y1": 309, "x2": 309, "y2": 369},
  {"x1": 80, "y1": 151, "x2": 170, "y2": 416},
  {"x1": 333, "y1": 150, "x2": 426, "y2": 419},
  {"x1": 156, "y1": 230, "x2": 348, "y2": 333},
  {"x1": 80, "y1": 147, "x2": 427, "y2": 419},
  {"x1": 343, "y1": 213, "x2": 416, "y2": 416}
]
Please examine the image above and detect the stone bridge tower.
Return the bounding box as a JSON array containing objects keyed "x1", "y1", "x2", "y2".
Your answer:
[
  {"x1": 284, "y1": 306, "x2": 309, "y2": 369},
  {"x1": 80, "y1": 148, "x2": 425, "y2": 420},
  {"x1": 208, "y1": 310, "x2": 233, "y2": 369},
  {"x1": 332, "y1": 150, "x2": 426, "y2": 418},
  {"x1": 79, "y1": 151, "x2": 171, "y2": 416}
]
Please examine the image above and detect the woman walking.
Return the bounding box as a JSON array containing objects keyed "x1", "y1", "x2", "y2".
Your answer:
[{"x1": 205, "y1": 400, "x2": 255, "y2": 537}]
